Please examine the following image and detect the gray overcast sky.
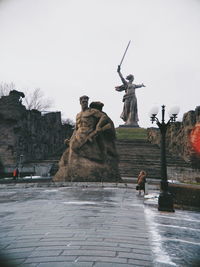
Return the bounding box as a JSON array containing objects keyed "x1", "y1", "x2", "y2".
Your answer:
[{"x1": 0, "y1": 0, "x2": 200, "y2": 128}]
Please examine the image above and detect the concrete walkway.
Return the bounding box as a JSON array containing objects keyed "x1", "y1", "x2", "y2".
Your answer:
[
  {"x1": 0, "y1": 183, "x2": 153, "y2": 267},
  {"x1": 0, "y1": 182, "x2": 200, "y2": 267}
]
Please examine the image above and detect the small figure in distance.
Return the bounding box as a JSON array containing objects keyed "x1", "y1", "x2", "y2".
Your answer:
[
  {"x1": 136, "y1": 170, "x2": 147, "y2": 195},
  {"x1": 13, "y1": 167, "x2": 19, "y2": 180}
]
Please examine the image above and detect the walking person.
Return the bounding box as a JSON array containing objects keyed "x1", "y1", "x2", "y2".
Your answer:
[{"x1": 136, "y1": 170, "x2": 147, "y2": 195}]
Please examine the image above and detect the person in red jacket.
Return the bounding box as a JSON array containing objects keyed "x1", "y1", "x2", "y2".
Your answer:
[{"x1": 13, "y1": 167, "x2": 19, "y2": 180}]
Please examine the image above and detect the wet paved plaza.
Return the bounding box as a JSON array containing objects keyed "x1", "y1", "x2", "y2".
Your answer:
[
  {"x1": 145, "y1": 205, "x2": 200, "y2": 266},
  {"x1": 0, "y1": 183, "x2": 200, "y2": 267}
]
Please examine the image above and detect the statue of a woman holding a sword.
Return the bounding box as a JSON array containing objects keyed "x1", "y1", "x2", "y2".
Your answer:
[{"x1": 115, "y1": 41, "x2": 145, "y2": 127}]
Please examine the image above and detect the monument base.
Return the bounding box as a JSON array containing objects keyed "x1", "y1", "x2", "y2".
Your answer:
[{"x1": 119, "y1": 124, "x2": 140, "y2": 128}]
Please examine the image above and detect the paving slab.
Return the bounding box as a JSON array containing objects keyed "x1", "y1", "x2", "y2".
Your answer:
[
  {"x1": 0, "y1": 183, "x2": 153, "y2": 266},
  {"x1": 0, "y1": 182, "x2": 200, "y2": 266}
]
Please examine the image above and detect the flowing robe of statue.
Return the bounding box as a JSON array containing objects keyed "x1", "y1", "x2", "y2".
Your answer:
[
  {"x1": 53, "y1": 97, "x2": 121, "y2": 182},
  {"x1": 116, "y1": 83, "x2": 142, "y2": 126},
  {"x1": 116, "y1": 66, "x2": 145, "y2": 127}
]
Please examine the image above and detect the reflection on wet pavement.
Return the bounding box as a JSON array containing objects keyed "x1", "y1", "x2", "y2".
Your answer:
[
  {"x1": 145, "y1": 206, "x2": 200, "y2": 267},
  {"x1": 0, "y1": 184, "x2": 200, "y2": 266}
]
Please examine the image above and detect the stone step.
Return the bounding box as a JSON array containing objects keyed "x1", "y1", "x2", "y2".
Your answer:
[{"x1": 116, "y1": 138, "x2": 190, "y2": 178}]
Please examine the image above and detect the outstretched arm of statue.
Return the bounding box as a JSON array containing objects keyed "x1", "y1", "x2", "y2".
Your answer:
[
  {"x1": 117, "y1": 65, "x2": 127, "y2": 85},
  {"x1": 135, "y1": 83, "x2": 146, "y2": 89}
]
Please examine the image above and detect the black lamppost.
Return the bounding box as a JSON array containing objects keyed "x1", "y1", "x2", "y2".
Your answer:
[
  {"x1": 18, "y1": 154, "x2": 24, "y2": 178},
  {"x1": 150, "y1": 105, "x2": 179, "y2": 212}
]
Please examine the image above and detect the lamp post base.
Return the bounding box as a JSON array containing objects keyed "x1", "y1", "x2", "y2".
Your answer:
[{"x1": 158, "y1": 191, "x2": 175, "y2": 212}]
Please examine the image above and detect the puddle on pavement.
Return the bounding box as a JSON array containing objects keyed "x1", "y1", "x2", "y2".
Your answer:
[
  {"x1": 62, "y1": 201, "x2": 98, "y2": 205},
  {"x1": 44, "y1": 189, "x2": 59, "y2": 193},
  {"x1": 144, "y1": 206, "x2": 200, "y2": 266},
  {"x1": 129, "y1": 203, "x2": 144, "y2": 207},
  {"x1": 145, "y1": 208, "x2": 177, "y2": 266}
]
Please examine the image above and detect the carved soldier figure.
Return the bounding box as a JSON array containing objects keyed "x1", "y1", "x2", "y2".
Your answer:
[
  {"x1": 89, "y1": 101, "x2": 118, "y2": 159},
  {"x1": 116, "y1": 65, "x2": 145, "y2": 127},
  {"x1": 54, "y1": 96, "x2": 121, "y2": 182},
  {"x1": 69, "y1": 95, "x2": 109, "y2": 161}
]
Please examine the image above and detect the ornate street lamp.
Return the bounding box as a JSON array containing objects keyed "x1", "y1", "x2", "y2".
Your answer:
[{"x1": 150, "y1": 105, "x2": 179, "y2": 212}]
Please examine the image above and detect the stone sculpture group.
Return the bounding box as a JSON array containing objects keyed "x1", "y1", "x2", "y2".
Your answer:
[
  {"x1": 54, "y1": 63, "x2": 146, "y2": 181},
  {"x1": 54, "y1": 96, "x2": 121, "y2": 182}
]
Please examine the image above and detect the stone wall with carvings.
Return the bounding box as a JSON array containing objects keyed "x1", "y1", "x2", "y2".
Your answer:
[
  {"x1": 147, "y1": 106, "x2": 200, "y2": 169},
  {"x1": 0, "y1": 90, "x2": 73, "y2": 171}
]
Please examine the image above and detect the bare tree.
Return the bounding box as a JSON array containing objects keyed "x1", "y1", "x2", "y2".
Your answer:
[
  {"x1": 23, "y1": 88, "x2": 53, "y2": 111},
  {"x1": 0, "y1": 82, "x2": 16, "y2": 96},
  {"x1": 0, "y1": 82, "x2": 53, "y2": 111},
  {"x1": 62, "y1": 117, "x2": 75, "y2": 127}
]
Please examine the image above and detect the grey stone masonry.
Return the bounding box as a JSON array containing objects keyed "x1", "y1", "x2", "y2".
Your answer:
[
  {"x1": 0, "y1": 90, "x2": 73, "y2": 175},
  {"x1": 0, "y1": 183, "x2": 153, "y2": 266}
]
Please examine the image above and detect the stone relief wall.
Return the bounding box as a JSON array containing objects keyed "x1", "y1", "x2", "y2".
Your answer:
[
  {"x1": 147, "y1": 106, "x2": 200, "y2": 169},
  {"x1": 0, "y1": 90, "x2": 73, "y2": 172}
]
